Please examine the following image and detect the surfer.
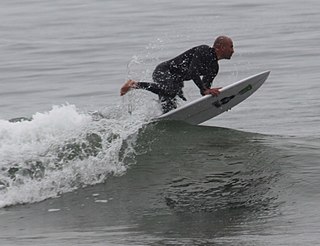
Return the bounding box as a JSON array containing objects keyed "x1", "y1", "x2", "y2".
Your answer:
[{"x1": 120, "y1": 36, "x2": 234, "y2": 113}]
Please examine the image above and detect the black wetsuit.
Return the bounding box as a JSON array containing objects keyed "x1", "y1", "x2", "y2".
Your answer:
[{"x1": 137, "y1": 45, "x2": 219, "y2": 113}]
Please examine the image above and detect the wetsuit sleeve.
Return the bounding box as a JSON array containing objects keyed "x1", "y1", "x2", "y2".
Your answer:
[
  {"x1": 202, "y1": 74, "x2": 215, "y2": 90},
  {"x1": 192, "y1": 75, "x2": 207, "y2": 95},
  {"x1": 193, "y1": 75, "x2": 216, "y2": 95},
  {"x1": 187, "y1": 55, "x2": 207, "y2": 95}
]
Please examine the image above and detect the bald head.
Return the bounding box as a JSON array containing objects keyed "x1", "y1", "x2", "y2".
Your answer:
[{"x1": 213, "y1": 36, "x2": 234, "y2": 60}]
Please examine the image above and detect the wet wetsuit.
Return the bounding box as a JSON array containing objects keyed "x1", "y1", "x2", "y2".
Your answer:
[{"x1": 137, "y1": 45, "x2": 219, "y2": 113}]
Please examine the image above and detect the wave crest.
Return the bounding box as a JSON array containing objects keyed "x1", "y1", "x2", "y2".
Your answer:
[{"x1": 0, "y1": 104, "x2": 147, "y2": 207}]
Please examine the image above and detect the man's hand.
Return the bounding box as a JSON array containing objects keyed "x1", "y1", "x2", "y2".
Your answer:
[{"x1": 203, "y1": 87, "x2": 222, "y2": 96}]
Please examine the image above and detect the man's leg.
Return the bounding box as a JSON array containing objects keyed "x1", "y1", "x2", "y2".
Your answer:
[
  {"x1": 136, "y1": 82, "x2": 168, "y2": 95},
  {"x1": 121, "y1": 65, "x2": 180, "y2": 97},
  {"x1": 159, "y1": 95, "x2": 177, "y2": 114},
  {"x1": 120, "y1": 80, "x2": 168, "y2": 96}
]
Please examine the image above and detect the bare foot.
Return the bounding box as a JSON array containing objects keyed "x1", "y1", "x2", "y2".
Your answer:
[{"x1": 120, "y1": 79, "x2": 137, "y2": 96}]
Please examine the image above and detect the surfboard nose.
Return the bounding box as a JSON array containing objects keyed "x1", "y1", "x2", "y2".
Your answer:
[{"x1": 258, "y1": 70, "x2": 271, "y2": 80}]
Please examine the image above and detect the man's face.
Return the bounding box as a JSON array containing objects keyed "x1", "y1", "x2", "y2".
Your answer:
[{"x1": 222, "y1": 39, "x2": 234, "y2": 59}]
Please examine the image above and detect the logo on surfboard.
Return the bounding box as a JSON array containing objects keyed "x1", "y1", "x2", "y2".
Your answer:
[
  {"x1": 213, "y1": 95, "x2": 235, "y2": 108},
  {"x1": 239, "y1": 84, "x2": 253, "y2": 95},
  {"x1": 213, "y1": 84, "x2": 253, "y2": 108}
]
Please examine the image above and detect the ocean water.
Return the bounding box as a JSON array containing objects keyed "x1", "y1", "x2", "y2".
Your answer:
[{"x1": 0, "y1": 0, "x2": 319, "y2": 245}]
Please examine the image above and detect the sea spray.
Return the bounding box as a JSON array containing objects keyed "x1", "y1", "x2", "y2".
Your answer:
[{"x1": 0, "y1": 104, "x2": 148, "y2": 207}]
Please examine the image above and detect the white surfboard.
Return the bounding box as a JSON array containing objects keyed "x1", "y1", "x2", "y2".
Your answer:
[{"x1": 157, "y1": 71, "x2": 270, "y2": 125}]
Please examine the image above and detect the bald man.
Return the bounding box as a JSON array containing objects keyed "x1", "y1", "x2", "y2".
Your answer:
[{"x1": 120, "y1": 36, "x2": 234, "y2": 113}]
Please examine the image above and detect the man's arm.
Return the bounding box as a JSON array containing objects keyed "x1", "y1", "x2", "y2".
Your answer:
[
  {"x1": 202, "y1": 74, "x2": 214, "y2": 89},
  {"x1": 192, "y1": 74, "x2": 221, "y2": 96},
  {"x1": 192, "y1": 75, "x2": 207, "y2": 95},
  {"x1": 201, "y1": 74, "x2": 221, "y2": 96}
]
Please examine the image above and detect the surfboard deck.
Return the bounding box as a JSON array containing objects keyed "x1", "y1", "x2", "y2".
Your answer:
[{"x1": 156, "y1": 71, "x2": 270, "y2": 125}]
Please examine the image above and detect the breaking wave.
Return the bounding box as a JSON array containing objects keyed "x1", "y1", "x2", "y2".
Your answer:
[{"x1": 0, "y1": 102, "x2": 155, "y2": 208}]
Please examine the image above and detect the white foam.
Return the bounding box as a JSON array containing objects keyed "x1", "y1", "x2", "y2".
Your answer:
[
  {"x1": 0, "y1": 103, "x2": 150, "y2": 208},
  {"x1": 48, "y1": 208, "x2": 61, "y2": 212},
  {"x1": 94, "y1": 200, "x2": 108, "y2": 203}
]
